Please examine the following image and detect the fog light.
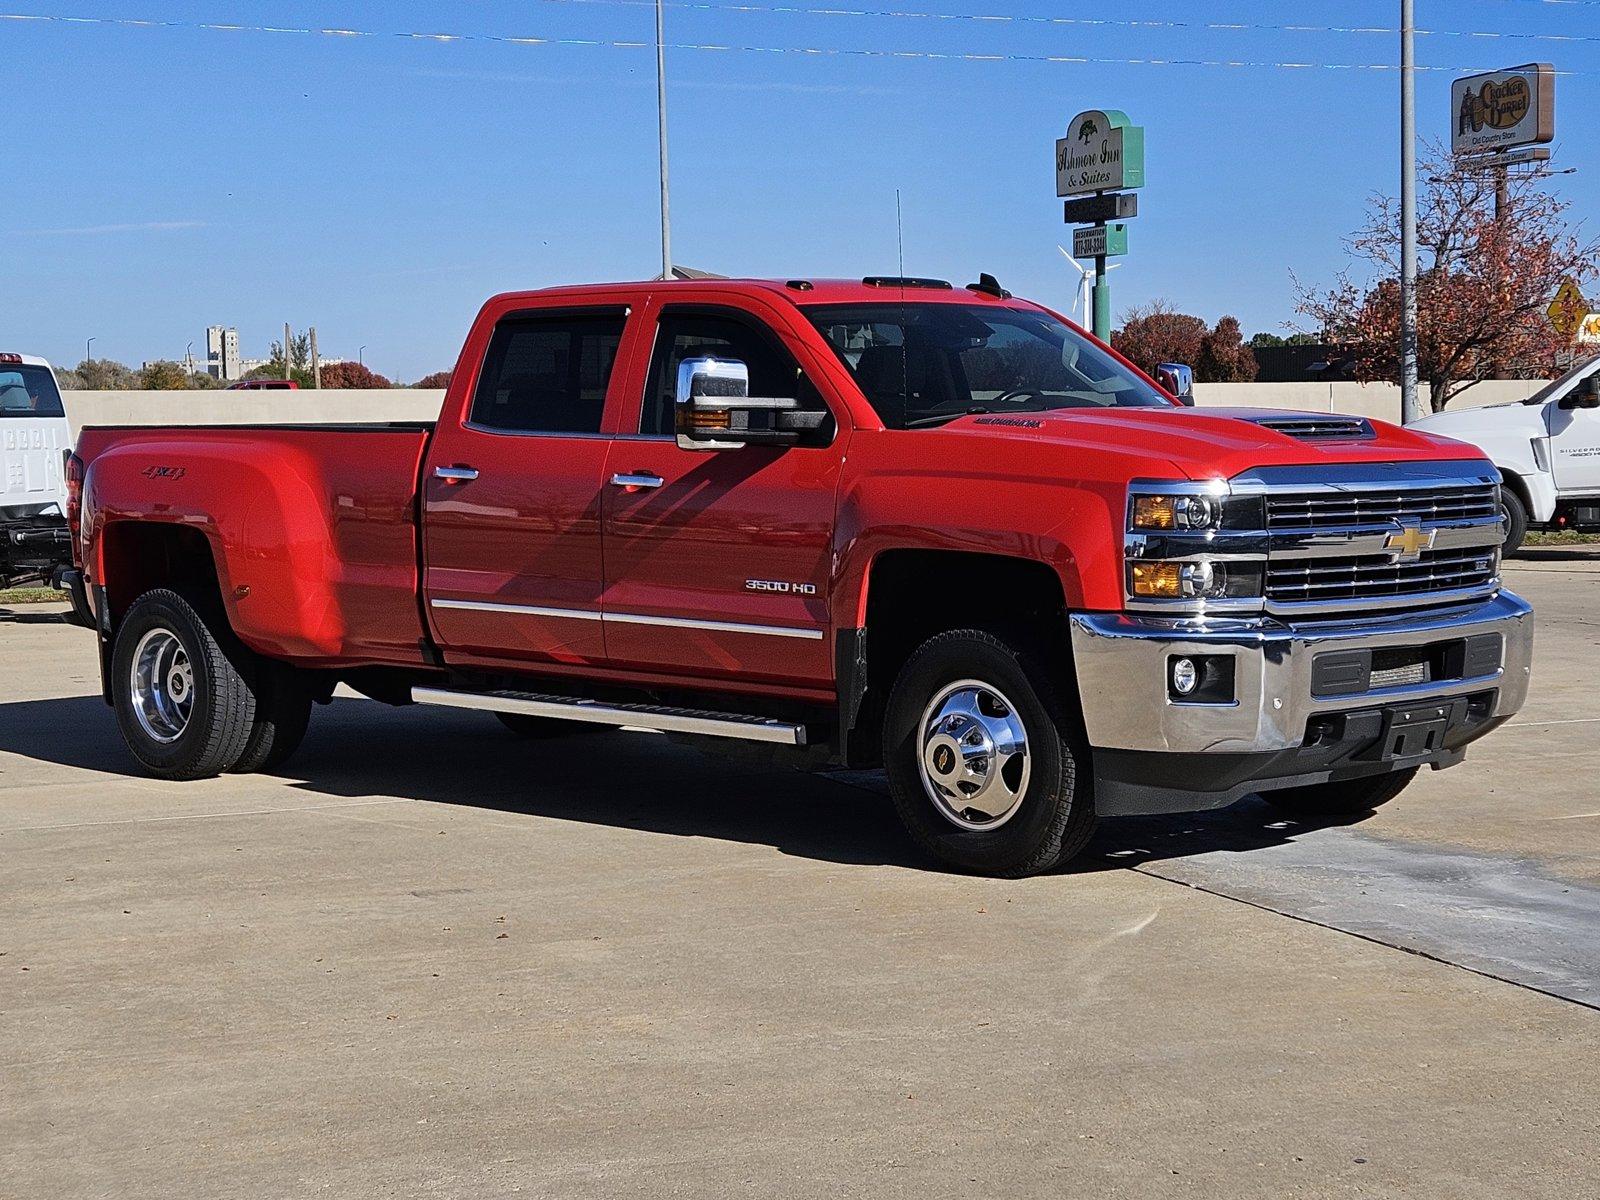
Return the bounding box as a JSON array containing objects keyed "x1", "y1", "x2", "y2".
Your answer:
[{"x1": 1171, "y1": 657, "x2": 1200, "y2": 696}]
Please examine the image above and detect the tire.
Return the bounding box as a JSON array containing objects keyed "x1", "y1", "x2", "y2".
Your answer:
[
  {"x1": 1501, "y1": 488, "x2": 1528, "y2": 556},
  {"x1": 495, "y1": 712, "x2": 608, "y2": 739},
  {"x1": 230, "y1": 660, "x2": 312, "y2": 774},
  {"x1": 882, "y1": 629, "x2": 1097, "y2": 877},
  {"x1": 1261, "y1": 766, "x2": 1419, "y2": 818},
  {"x1": 112, "y1": 588, "x2": 258, "y2": 780}
]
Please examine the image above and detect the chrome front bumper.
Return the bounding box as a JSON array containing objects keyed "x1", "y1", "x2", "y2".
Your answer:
[{"x1": 1069, "y1": 589, "x2": 1534, "y2": 757}]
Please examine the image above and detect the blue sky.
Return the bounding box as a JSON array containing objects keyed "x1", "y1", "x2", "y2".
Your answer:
[{"x1": 6, "y1": 0, "x2": 1597, "y2": 381}]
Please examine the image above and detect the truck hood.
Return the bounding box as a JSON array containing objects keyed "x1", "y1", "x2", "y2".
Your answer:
[
  {"x1": 941, "y1": 405, "x2": 1484, "y2": 481},
  {"x1": 1410, "y1": 400, "x2": 1544, "y2": 446}
]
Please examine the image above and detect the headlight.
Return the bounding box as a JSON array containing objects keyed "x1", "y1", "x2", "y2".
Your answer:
[
  {"x1": 1131, "y1": 493, "x2": 1222, "y2": 532},
  {"x1": 1128, "y1": 560, "x2": 1264, "y2": 600}
]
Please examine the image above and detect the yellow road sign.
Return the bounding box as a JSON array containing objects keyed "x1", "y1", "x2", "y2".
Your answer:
[{"x1": 1549, "y1": 279, "x2": 1591, "y2": 339}]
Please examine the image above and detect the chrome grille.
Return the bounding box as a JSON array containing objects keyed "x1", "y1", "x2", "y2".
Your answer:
[
  {"x1": 1267, "y1": 483, "x2": 1499, "y2": 531},
  {"x1": 1267, "y1": 547, "x2": 1499, "y2": 606}
]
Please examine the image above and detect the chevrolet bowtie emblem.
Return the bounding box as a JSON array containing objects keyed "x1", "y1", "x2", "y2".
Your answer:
[{"x1": 1384, "y1": 525, "x2": 1436, "y2": 563}]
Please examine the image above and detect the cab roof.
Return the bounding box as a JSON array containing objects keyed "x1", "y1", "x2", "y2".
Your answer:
[{"x1": 485, "y1": 277, "x2": 1037, "y2": 310}]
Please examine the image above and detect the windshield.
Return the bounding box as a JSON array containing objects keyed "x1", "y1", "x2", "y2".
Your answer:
[
  {"x1": 804, "y1": 302, "x2": 1171, "y2": 429},
  {"x1": 1525, "y1": 354, "x2": 1599, "y2": 406},
  {"x1": 0, "y1": 365, "x2": 65, "y2": 419}
]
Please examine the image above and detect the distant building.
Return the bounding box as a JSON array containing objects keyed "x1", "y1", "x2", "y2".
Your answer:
[{"x1": 206, "y1": 326, "x2": 241, "y2": 381}]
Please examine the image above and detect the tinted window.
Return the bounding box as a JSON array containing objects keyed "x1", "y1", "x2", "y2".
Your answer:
[
  {"x1": 0, "y1": 366, "x2": 65, "y2": 419},
  {"x1": 805, "y1": 303, "x2": 1170, "y2": 429},
  {"x1": 641, "y1": 311, "x2": 826, "y2": 437},
  {"x1": 470, "y1": 313, "x2": 625, "y2": 434}
]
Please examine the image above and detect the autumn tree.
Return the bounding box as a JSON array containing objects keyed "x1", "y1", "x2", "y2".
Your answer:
[
  {"x1": 1296, "y1": 142, "x2": 1599, "y2": 411},
  {"x1": 73, "y1": 358, "x2": 139, "y2": 390},
  {"x1": 1196, "y1": 316, "x2": 1259, "y2": 383},
  {"x1": 319, "y1": 361, "x2": 392, "y2": 389},
  {"x1": 138, "y1": 360, "x2": 190, "y2": 390},
  {"x1": 1111, "y1": 302, "x2": 1206, "y2": 377},
  {"x1": 413, "y1": 370, "x2": 453, "y2": 389},
  {"x1": 1112, "y1": 302, "x2": 1258, "y2": 382}
]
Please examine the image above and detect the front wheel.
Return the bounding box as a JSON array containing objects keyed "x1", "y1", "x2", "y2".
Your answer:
[
  {"x1": 1261, "y1": 767, "x2": 1418, "y2": 818},
  {"x1": 112, "y1": 589, "x2": 258, "y2": 780},
  {"x1": 882, "y1": 629, "x2": 1097, "y2": 877},
  {"x1": 1501, "y1": 489, "x2": 1528, "y2": 556}
]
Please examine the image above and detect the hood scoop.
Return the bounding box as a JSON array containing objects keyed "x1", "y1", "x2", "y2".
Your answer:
[{"x1": 1247, "y1": 414, "x2": 1375, "y2": 442}]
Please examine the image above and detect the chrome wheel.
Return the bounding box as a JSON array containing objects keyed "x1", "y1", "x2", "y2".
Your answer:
[
  {"x1": 130, "y1": 627, "x2": 195, "y2": 744},
  {"x1": 917, "y1": 679, "x2": 1031, "y2": 831}
]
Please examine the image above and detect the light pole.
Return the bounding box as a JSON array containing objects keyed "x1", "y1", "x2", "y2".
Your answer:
[
  {"x1": 1399, "y1": 0, "x2": 1421, "y2": 424},
  {"x1": 655, "y1": 0, "x2": 672, "y2": 280},
  {"x1": 85, "y1": 336, "x2": 95, "y2": 367},
  {"x1": 359, "y1": 345, "x2": 366, "y2": 367},
  {"x1": 185, "y1": 341, "x2": 194, "y2": 375}
]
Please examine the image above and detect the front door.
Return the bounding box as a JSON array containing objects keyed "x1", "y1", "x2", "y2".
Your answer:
[
  {"x1": 601, "y1": 304, "x2": 842, "y2": 689},
  {"x1": 1548, "y1": 384, "x2": 1600, "y2": 494},
  {"x1": 423, "y1": 307, "x2": 629, "y2": 669}
]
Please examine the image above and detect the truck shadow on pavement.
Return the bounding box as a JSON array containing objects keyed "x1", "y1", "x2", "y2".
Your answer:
[
  {"x1": 0, "y1": 693, "x2": 1356, "y2": 875},
  {"x1": 0, "y1": 606, "x2": 69, "y2": 624}
]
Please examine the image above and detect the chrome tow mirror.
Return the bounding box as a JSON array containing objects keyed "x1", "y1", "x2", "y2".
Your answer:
[
  {"x1": 1156, "y1": 362, "x2": 1196, "y2": 407},
  {"x1": 674, "y1": 356, "x2": 824, "y2": 451}
]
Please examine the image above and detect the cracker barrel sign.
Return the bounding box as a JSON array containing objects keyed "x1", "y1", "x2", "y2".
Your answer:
[
  {"x1": 1056, "y1": 110, "x2": 1146, "y2": 197},
  {"x1": 1452, "y1": 63, "x2": 1556, "y2": 157}
]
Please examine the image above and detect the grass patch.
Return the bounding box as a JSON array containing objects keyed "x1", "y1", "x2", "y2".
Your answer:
[
  {"x1": 0, "y1": 587, "x2": 65, "y2": 605},
  {"x1": 1523, "y1": 531, "x2": 1600, "y2": 546}
]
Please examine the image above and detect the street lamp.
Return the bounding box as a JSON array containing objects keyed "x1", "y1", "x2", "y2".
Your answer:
[
  {"x1": 186, "y1": 341, "x2": 194, "y2": 375},
  {"x1": 85, "y1": 336, "x2": 95, "y2": 367},
  {"x1": 359, "y1": 345, "x2": 366, "y2": 367}
]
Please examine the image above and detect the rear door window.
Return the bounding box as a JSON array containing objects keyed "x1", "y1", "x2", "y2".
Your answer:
[
  {"x1": 0, "y1": 366, "x2": 65, "y2": 418},
  {"x1": 469, "y1": 312, "x2": 626, "y2": 435}
]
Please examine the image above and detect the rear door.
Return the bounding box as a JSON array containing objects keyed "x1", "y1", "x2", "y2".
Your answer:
[
  {"x1": 422, "y1": 306, "x2": 632, "y2": 669},
  {"x1": 600, "y1": 299, "x2": 843, "y2": 688},
  {"x1": 0, "y1": 361, "x2": 68, "y2": 516}
]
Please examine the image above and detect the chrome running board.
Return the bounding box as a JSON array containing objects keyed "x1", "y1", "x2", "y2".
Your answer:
[{"x1": 411, "y1": 686, "x2": 807, "y2": 746}]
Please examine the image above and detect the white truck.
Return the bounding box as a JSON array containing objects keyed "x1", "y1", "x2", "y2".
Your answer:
[
  {"x1": 0, "y1": 352, "x2": 73, "y2": 588},
  {"x1": 1413, "y1": 355, "x2": 1600, "y2": 554}
]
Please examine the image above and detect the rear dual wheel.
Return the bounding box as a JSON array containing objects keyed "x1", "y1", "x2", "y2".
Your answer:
[{"x1": 113, "y1": 588, "x2": 310, "y2": 780}]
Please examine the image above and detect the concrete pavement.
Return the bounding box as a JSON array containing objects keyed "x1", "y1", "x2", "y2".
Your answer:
[{"x1": 3, "y1": 556, "x2": 1598, "y2": 1198}]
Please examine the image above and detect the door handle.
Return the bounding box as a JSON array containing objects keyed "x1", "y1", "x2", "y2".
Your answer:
[
  {"x1": 434, "y1": 465, "x2": 479, "y2": 484},
  {"x1": 610, "y1": 472, "x2": 664, "y2": 490}
]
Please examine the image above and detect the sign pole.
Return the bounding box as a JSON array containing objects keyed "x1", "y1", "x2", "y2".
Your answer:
[
  {"x1": 1092, "y1": 219, "x2": 1111, "y2": 341},
  {"x1": 1400, "y1": 0, "x2": 1422, "y2": 424}
]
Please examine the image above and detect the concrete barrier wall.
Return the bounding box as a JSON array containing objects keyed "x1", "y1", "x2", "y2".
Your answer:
[
  {"x1": 62, "y1": 380, "x2": 1550, "y2": 438},
  {"x1": 62, "y1": 389, "x2": 446, "y2": 438},
  {"x1": 1192, "y1": 380, "x2": 1544, "y2": 421}
]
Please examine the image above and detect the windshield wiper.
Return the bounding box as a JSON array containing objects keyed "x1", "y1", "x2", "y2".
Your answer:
[{"x1": 904, "y1": 407, "x2": 991, "y2": 429}]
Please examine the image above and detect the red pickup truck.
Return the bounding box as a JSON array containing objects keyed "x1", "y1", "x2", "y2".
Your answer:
[{"x1": 62, "y1": 276, "x2": 1534, "y2": 876}]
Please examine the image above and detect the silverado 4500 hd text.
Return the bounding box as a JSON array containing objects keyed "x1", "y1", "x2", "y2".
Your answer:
[{"x1": 62, "y1": 277, "x2": 1534, "y2": 876}]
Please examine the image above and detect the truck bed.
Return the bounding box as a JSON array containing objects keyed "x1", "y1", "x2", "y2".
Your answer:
[{"x1": 75, "y1": 422, "x2": 436, "y2": 666}]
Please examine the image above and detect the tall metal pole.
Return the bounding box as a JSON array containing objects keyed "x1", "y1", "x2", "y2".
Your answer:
[
  {"x1": 655, "y1": 0, "x2": 673, "y2": 280},
  {"x1": 1399, "y1": 0, "x2": 1422, "y2": 424},
  {"x1": 284, "y1": 323, "x2": 293, "y2": 382}
]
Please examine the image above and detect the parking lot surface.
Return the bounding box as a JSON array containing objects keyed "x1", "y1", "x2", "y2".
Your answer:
[{"x1": 4, "y1": 553, "x2": 1599, "y2": 1199}]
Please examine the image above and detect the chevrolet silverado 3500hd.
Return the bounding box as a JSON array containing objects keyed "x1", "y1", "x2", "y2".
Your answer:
[{"x1": 61, "y1": 277, "x2": 1534, "y2": 876}]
